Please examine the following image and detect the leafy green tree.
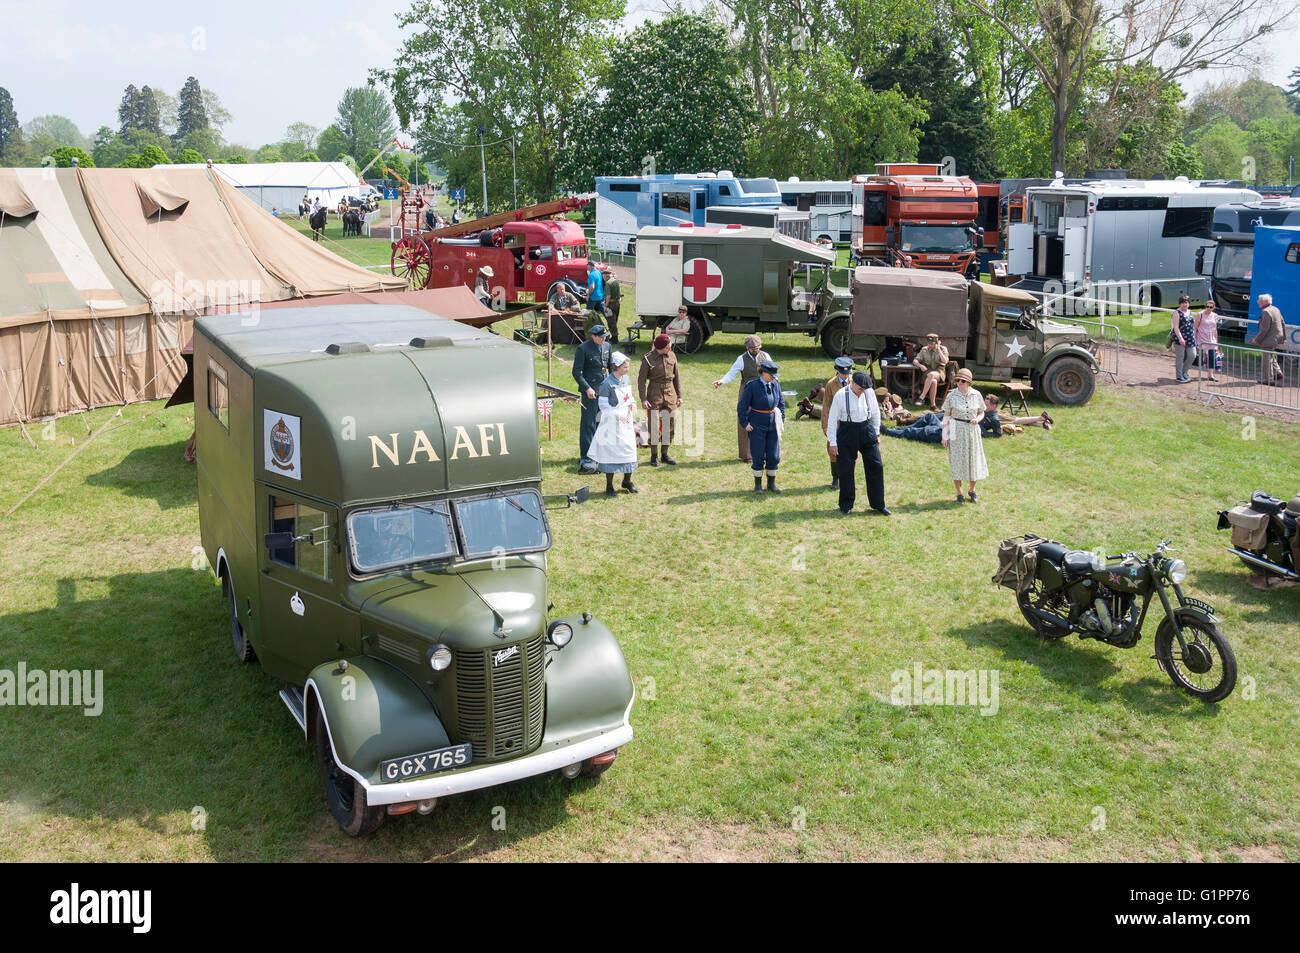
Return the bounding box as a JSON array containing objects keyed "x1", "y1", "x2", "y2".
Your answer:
[
  {"x1": 137, "y1": 86, "x2": 162, "y2": 135},
  {"x1": 317, "y1": 124, "x2": 348, "y2": 161},
  {"x1": 202, "y1": 89, "x2": 232, "y2": 133},
  {"x1": 175, "y1": 148, "x2": 205, "y2": 164},
  {"x1": 254, "y1": 144, "x2": 282, "y2": 163},
  {"x1": 21, "y1": 115, "x2": 89, "y2": 151},
  {"x1": 1192, "y1": 116, "x2": 1252, "y2": 179},
  {"x1": 298, "y1": 150, "x2": 321, "y2": 162},
  {"x1": 0, "y1": 87, "x2": 21, "y2": 165},
  {"x1": 334, "y1": 86, "x2": 397, "y2": 161},
  {"x1": 49, "y1": 146, "x2": 94, "y2": 167},
  {"x1": 560, "y1": 14, "x2": 756, "y2": 189},
  {"x1": 223, "y1": 154, "x2": 248, "y2": 164},
  {"x1": 118, "y1": 85, "x2": 140, "y2": 134},
  {"x1": 1288, "y1": 66, "x2": 1300, "y2": 114},
  {"x1": 139, "y1": 144, "x2": 170, "y2": 167},
  {"x1": 177, "y1": 77, "x2": 209, "y2": 139},
  {"x1": 376, "y1": 0, "x2": 622, "y2": 200}
]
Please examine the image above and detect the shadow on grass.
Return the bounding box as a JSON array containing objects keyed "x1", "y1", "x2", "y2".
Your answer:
[
  {"x1": 947, "y1": 618, "x2": 1221, "y2": 714},
  {"x1": 84, "y1": 440, "x2": 195, "y2": 510},
  {"x1": 0, "y1": 569, "x2": 587, "y2": 859}
]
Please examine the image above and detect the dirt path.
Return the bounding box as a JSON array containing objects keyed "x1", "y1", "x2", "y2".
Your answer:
[{"x1": 1109, "y1": 344, "x2": 1300, "y2": 424}]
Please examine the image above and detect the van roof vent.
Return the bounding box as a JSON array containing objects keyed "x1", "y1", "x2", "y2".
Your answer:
[
  {"x1": 408, "y1": 336, "x2": 455, "y2": 349},
  {"x1": 325, "y1": 341, "x2": 370, "y2": 356}
]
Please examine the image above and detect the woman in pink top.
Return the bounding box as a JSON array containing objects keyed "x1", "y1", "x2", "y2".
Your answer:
[{"x1": 1194, "y1": 300, "x2": 1220, "y2": 381}]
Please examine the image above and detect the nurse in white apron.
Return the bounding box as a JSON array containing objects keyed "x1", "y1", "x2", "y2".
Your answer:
[{"x1": 590, "y1": 351, "x2": 640, "y2": 496}]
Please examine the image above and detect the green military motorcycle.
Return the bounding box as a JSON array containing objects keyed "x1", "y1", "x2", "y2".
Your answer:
[{"x1": 995, "y1": 535, "x2": 1237, "y2": 703}]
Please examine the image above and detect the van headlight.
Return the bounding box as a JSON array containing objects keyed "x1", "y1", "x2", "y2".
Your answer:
[
  {"x1": 427, "y1": 644, "x2": 452, "y2": 671},
  {"x1": 547, "y1": 621, "x2": 573, "y2": 647},
  {"x1": 1167, "y1": 559, "x2": 1188, "y2": 585}
]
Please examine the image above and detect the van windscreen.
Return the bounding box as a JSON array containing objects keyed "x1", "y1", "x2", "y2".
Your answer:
[
  {"x1": 455, "y1": 491, "x2": 551, "y2": 557},
  {"x1": 348, "y1": 503, "x2": 456, "y2": 573}
]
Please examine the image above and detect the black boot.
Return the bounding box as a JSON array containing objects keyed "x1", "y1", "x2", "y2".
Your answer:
[
  {"x1": 605, "y1": 473, "x2": 616, "y2": 497},
  {"x1": 767, "y1": 475, "x2": 781, "y2": 493},
  {"x1": 753, "y1": 476, "x2": 764, "y2": 494},
  {"x1": 622, "y1": 474, "x2": 639, "y2": 494},
  {"x1": 830, "y1": 463, "x2": 839, "y2": 490},
  {"x1": 662, "y1": 450, "x2": 677, "y2": 465},
  {"x1": 649, "y1": 447, "x2": 659, "y2": 467}
]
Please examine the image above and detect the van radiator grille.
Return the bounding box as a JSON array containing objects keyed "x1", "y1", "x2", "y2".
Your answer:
[{"x1": 455, "y1": 635, "x2": 545, "y2": 762}]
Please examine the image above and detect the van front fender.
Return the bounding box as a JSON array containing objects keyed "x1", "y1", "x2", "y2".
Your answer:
[
  {"x1": 1035, "y1": 343, "x2": 1099, "y2": 376},
  {"x1": 543, "y1": 615, "x2": 634, "y2": 743},
  {"x1": 305, "y1": 657, "x2": 449, "y2": 782}
]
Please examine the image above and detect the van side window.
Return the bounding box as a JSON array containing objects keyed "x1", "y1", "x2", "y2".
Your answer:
[
  {"x1": 207, "y1": 358, "x2": 229, "y2": 431},
  {"x1": 1286, "y1": 243, "x2": 1300, "y2": 264},
  {"x1": 269, "y1": 495, "x2": 331, "y2": 580},
  {"x1": 1162, "y1": 207, "x2": 1214, "y2": 239}
]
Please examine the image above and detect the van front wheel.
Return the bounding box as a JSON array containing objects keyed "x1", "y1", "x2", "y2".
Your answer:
[{"x1": 315, "y1": 708, "x2": 385, "y2": 836}]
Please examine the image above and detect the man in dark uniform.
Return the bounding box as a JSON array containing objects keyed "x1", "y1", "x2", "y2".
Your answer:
[
  {"x1": 638, "y1": 333, "x2": 682, "y2": 466},
  {"x1": 571, "y1": 324, "x2": 611, "y2": 473},
  {"x1": 820, "y1": 356, "x2": 855, "y2": 490},
  {"x1": 827, "y1": 371, "x2": 888, "y2": 515},
  {"x1": 738, "y1": 359, "x2": 786, "y2": 493}
]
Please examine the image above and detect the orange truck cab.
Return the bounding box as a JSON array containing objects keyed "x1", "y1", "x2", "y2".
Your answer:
[{"x1": 851, "y1": 163, "x2": 983, "y2": 278}]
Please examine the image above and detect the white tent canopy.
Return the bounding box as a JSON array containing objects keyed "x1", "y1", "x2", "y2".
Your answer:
[{"x1": 156, "y1": 162, "x2": 370, "y2": 214}]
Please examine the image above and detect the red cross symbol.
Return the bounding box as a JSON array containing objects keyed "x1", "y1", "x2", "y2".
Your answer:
[{"x1": 682, "y1": 257, "x2": 724, "y2": 303}]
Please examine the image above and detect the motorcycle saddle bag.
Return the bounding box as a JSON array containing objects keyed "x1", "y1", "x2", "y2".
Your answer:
[
  {"x1": 1250, "y1": 491, "x2": 1285, "y2": 516},
  {"x1": 1226, "y1": 504, "x2": 1270, "y2": 550}
]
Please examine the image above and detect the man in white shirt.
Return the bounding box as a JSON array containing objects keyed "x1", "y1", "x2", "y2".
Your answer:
[
  {"x1": 713, "y1": 334, "x2": 770, "y2": 462},
  {"x1": 827, "y1": 371, "x2": 888, "y2": 516}
]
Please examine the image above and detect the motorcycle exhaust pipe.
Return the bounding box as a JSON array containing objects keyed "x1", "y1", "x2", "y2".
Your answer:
[
  {"x1": 1227, "y1": 547, "x2": 1299, "y2": 581},
  {"x1": 1023, "y1": 603, "x2": 1071, "y2": 631}
]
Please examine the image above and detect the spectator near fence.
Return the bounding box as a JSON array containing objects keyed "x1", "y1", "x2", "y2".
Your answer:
[
  {"x1": 1171, "y1": 294, "x2": 1195, "y2": 384},
  {"x1": 1195, "y1": 300, "x2": 1220, "y2": 382},
  {"x1": 1251, "y1": 293, "x2": 1286, "y2": 385}
]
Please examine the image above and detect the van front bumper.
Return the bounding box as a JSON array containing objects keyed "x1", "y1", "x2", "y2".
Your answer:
[{"x1": 359, "y1": 718, "x2": 633, "y2": 806}]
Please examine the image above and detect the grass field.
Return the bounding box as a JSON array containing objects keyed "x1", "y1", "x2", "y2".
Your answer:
[{"x1": 2, "y1": 321, "x2": 1297, "y2": 862}]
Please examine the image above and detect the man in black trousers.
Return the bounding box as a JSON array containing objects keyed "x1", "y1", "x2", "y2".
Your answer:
[{"x1": 826, "y1": 371, "x2": 889, "y2": 516}]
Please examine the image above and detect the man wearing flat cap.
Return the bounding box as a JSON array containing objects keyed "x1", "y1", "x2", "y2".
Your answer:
[
  {"x1": 715, "y1": 334, "x2": 771, "y2": 462},
  {"x1": 826, "y1": 370, "x2": 888, "y2": 515},
  {"x1": 820, "y1": 355, "x2": 855, "y2": 490},
  {"x1": 738, "y1": 359, "x2": 786, "y2": 492},
  {"x1": 638, "y1": 334, "x2": 682, "y2": 466},
  {"x1": 572, "y1": 324, "x2": 612, "y2": 473}
]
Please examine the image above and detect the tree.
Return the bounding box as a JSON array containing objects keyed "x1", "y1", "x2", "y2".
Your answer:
[
  {"x1": 297, "y1": 151, "x2": 322, "y2": 162},
  {"x1": 559, "y1": 14, "x2": 758, "y2": 189},
  {"x1": 317, "y1": 124, "x2": 348, "y2": 161},
  {"x1": 254, "y1": 144, "x2": 283, "y2": 163},
  {"x1": 1288, "y1": 66, "x2": 1300, "y2": 114},
  {"x1": 333, "y1": 86, "x2": 397, "y2": 162},
  {"x1": 964, "y1": 0, "x2": 1294, "y2": 174},
  {"x1": 202, "y1": 89, "x2": 231, "y2": 132},
  {"x1": 175, "y1": 148, "x2": 205, "y2": 164},
  {"x1": 21, "y1": 115, "x2": 90, "y2": 151},
  {"x1": 49, "y1": 146, "x2": 95, "y2": 167},
  {"x1": 223, "y1": 154, "x2": 248, "y2": 164},
  {"x1": 139, "y1": 144, "x2": 169, "y2": 167},
  {"x1": 0, "y1": 87, "x2": 23, "y2": 164},
  {"x1": 137, "y1": 86, "x2": 162, "y2": 134},
  {"x1": 177, "y1": 77, "x2": 209, "y2": 139},
  {"x1": 375, "y1": 0, "x2": 622, "y2": 200}
]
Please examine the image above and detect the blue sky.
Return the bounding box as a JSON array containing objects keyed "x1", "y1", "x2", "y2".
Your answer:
[{"x1": 0, "y1": 0, "x2": 1295, "y2": 149}]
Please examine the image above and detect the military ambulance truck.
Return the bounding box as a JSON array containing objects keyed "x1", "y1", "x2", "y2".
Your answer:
[
  {"x1": 194, "y1": 303, "x2": 634, "y2": 835},
  {"x1": 850, "y1": 267, "x2": 1100, "y2": 405},
  {"x1": 634, "y1": 223, "x2": 855, "y2": 356}
]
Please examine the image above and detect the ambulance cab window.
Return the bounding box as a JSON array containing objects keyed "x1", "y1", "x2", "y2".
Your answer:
[
  {"x1": 269, "y1": 496, "x2": 331, "y2": 580},
  {"x1": 207, "y1": 358, "x2": 229, "y2": 431},
  {"x1": 528, "y1": 244, "x2": 553, "y2": 261}
]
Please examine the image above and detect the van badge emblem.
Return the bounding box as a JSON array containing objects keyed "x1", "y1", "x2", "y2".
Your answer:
[
  {"x1": 493, "y1": 645, "x2": 519, "y2": 667},
  {"x1": 290, "y1": 592, "x2": 305, "y2": 616},
  {"x1": 269, "y1": 417, "x2": 295, "y2": 471}
]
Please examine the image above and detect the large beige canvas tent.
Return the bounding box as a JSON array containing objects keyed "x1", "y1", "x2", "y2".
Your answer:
[{"x1": 0, "y1": 165, "x2": 405, "y2": 428}]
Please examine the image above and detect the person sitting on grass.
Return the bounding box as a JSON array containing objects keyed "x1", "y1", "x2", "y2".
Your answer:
[
  {"x1": 881, "y1": 412, "x2": 944, "y2": 443},
  {"x1": 978, "y1": 394, "x2": 1053, "y2": 437}
]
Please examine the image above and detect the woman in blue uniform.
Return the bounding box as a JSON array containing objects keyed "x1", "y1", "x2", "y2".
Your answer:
[{"x1": 737, "y1": 360, "x2": 786, "y2": 493}]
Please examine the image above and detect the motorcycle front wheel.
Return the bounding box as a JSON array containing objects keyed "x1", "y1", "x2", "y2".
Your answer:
[{"x1": 1154, "y1": 617, "x2": 1237, "y2": 703}]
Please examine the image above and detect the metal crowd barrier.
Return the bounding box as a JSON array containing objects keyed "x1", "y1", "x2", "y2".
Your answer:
[
  {"x1": 1045, "y1": 316, "x2": 1122, "y2": 382},
  {"x1": 1198, "y1": 341, "x2": 1300, "y2": 411}
]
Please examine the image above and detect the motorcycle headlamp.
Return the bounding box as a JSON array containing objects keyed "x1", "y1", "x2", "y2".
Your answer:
[
  {"x1": 547, "y1": 621, "x2": 574, "y2": 648},
  {"x1": 1167, "y1": 559, "x2": 1188, "y2": 585},
  {"x1": 427, "y1": 644, "x2": 452, "y2": 671}
]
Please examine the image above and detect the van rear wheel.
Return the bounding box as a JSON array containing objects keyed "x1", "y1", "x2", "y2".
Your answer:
[
  {"x1": 223, "y1": 574, "x2": 256, "y2": 663},
  {"x1": 315, "y1": 708, "x2": 385, "y2": 836}
]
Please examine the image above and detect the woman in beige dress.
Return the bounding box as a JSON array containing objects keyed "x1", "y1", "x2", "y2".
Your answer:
[{"x1": 940, "y1": 367, "x2": 988, "y2": 503}]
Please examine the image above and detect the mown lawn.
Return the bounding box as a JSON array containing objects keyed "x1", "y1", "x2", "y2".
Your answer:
[{"x1": 1, "y1": 324, "x2": 1297, "y2": 861}]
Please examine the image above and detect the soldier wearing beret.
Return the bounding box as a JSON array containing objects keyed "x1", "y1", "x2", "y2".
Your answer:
[
  {"x1": 820, "y1": 355, "x2": 855, "y2": 489},
  {"x1": 714, "y1": 334, "x2": 771, "y2": 462},
  {"x1": 638, "y1": 333, "x2": 682, "y2": 466},
  {"x1": 738, "y1": 359, "x2": 786, "y2": 493},
  {"x1": 571, "y1": 324, "x2": 611, "y2": 473}
]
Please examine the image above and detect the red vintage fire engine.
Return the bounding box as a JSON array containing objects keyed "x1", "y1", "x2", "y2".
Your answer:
[
  {"x1": 851, "y1": 163, "x2": 983, "y2": 277},
  {"x1": 390, "y1": 197, "x2": 603, "y2": 306}
]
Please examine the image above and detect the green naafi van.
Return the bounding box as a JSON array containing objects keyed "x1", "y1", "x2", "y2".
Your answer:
[{"x1": 194, "y1": 303, "x2": 633, "y2": 835}]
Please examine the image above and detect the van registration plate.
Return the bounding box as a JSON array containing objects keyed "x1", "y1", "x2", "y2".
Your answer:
[{"x1": 380, "y1": 743, "x2": 472, "y2": 782}]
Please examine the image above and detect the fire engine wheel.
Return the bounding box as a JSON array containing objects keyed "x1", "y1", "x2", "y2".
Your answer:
[
  {"x1": 391, "y1": 236, "x2": 432, "y2": 290},
  {"x1": 315, "y1": 708, "x2": 385, "y2": 836},
  {"x1": 223, "y1": 573, "x2": 256, "y2": 663},
  {"x1": 1040, "y1": 356, "x2": 1095, "y2": 406},
  {"x1": 819, "y1": 316, "x2": 852, "y2": 358}
]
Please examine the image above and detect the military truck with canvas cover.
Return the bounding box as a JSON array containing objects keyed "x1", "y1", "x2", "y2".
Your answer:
[
  {"x1": 634, "y1": 223, "x2": 855, "y2": 356},
  {"x1": 194, "y1": 304, "x2": 634, "y2": 835},
  {"x1": 849, "y1": 267, "x2": 1100, "y2": 405}
]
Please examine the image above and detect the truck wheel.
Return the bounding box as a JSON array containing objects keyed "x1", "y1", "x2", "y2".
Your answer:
[
  {"x1": 315, "y1": 708, "x2": 385, "y2": 836},
  {"x1": 1040, "y1": 356, "x2": 1095, "y2": 405},
  {"x1": 223, "y1": 574, "x2": 256, "y2": 663},
  {"x1": 678, "y1": 316, "x2": 707, "y2": 354},
  {"x1": 819, "y1": 316, "x2": 852, "y2": 358}
]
